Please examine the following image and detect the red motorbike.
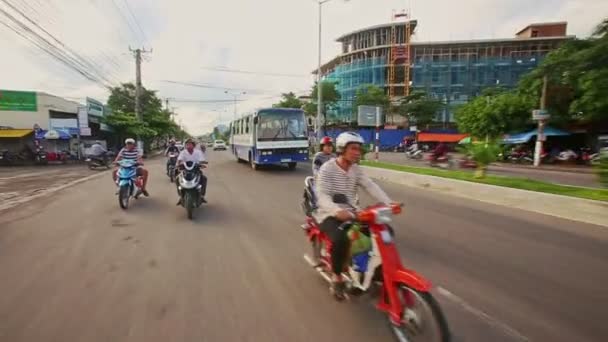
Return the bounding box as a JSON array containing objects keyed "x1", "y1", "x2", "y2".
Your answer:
[{"x1": 301, "y1": 185, "x2": 451, "y2": 341}]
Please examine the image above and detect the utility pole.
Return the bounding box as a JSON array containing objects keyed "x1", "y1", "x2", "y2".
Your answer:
[
  {"x1": 130, "y1": 47, "x2": 151, "y2": 151},
  {"x1": 224, "y1": 90, "x2": 246, "y2": 121},
  {"x1": 533, "y1": 75, "x2": 549, "y2": 167}
]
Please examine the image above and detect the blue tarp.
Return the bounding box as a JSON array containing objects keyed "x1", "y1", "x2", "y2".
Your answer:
[
  {"x1": 323, "y1": 128, "x2": 415, "y2": 148},
  {"x1": 502, "y1": 127, "x2": 570, "y2": 145}
]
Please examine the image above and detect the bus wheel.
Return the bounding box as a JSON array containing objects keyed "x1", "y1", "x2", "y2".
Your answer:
[{"x1": 288, "y1": 162, "x2": 297, "y2": 171}]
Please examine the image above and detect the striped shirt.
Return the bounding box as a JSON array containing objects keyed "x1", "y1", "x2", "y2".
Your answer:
[
  {"x1": 314, "y1": 159, "x2": 392, "y2": 222},
  {"x1": 118, "y1": 147, "x2": 140, "y2": 161}
]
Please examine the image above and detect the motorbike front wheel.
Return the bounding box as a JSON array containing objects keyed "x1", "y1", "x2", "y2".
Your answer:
[
  {"x1": 388, "y1": 284, "x2": 451, "y2": 342},
  {"x1": 184, "y1": 191, "x2": 194, "y2": 220},
  {"x1": 118, "y1": 184, "x2": 130, "y2": 210}
]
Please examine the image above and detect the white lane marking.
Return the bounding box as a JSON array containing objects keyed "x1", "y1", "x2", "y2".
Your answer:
[
  {"x1": 0, "y1": 171, "x2": 108, "y2": 212},
  {"x1": 437, "y1": 286, "x2": 530, "y2": 342}
]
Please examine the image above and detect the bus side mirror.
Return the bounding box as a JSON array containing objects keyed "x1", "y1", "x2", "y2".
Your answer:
[{"x1": 253, "y1": 117, "x2": 258, "y2": 125}]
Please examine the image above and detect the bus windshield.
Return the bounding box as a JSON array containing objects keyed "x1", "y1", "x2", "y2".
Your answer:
[{"x1": 257, "y1": 109, "x2": 307, "y2": 141}]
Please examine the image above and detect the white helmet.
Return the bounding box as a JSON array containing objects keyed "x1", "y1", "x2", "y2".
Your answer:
[
  {"x1": 336, "y1": 132, "x2": 364, "y2": 153},
  {"x1": 125, "y1": 138, "x2": 136, "y2": 145}
]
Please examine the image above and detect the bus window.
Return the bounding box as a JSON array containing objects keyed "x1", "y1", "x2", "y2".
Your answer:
[
  {"x1": 257, "y1": 109, "x2": 306, "y2": 141},
  {"x1": 245, "y1": 117, "x2": 250, "y2": 134}
]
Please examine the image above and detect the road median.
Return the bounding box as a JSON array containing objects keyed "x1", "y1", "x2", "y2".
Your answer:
[{"x1": 361, "y1": 161, "x2": 608, "y2": 227}]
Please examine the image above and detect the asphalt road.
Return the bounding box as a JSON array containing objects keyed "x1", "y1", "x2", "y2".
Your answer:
[
  {"x1": 0, "y1": 152, "x2": 606, "y2": 342},
  {"x1": 372, "y1": 152, "x2": 599, "y2": 188}
]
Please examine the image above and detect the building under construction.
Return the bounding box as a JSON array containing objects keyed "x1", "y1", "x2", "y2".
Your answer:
[{"x1": 317, "y1": 20, "x2": 573, "y2": 126}]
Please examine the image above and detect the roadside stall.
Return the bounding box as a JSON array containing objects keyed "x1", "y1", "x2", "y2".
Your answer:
[{"x1": 35, "y1": 129, "x2": 71, "y2": 163}]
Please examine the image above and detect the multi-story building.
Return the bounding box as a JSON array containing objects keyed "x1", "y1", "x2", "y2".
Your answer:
[{"x1": 317, "y1": 21, "x2": 573, "y2": 126}]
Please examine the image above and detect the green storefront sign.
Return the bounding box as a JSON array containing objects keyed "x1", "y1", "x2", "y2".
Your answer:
[{"x1": 0, "y1": 90, "x2": 37, "y2": 111}]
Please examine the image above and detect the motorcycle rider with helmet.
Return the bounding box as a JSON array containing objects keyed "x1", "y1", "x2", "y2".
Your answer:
[
  {"x1": 315, "y1": 131, "x2": 397, "y2": 300},
  {"x1": 312, "y1": 136, "x2": 335, "y2": 177},
  {"x1": 112, "y1": 138, "x2": 149, "y2": 196},
  {"x1": 303, "y1": 136, "x2": 336, "y2": 215},
  {"x1": 175, "y1": 138, "x2": 208, "y2": 205},
  {"x1": 164, "y1": 139, "x2": 180, "y2": 177}
]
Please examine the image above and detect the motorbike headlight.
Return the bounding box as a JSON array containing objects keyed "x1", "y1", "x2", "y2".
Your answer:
[{"x1": 374, "y1": 207, "x2": 393, "y2": 224}]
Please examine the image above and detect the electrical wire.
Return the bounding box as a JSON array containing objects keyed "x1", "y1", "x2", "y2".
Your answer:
[
  {"x1": 201, "y1": 66, "x2": 310, "y2": 78},
  {"x1": 121, "y1": 0, "x2": 148, "y2": 45}
]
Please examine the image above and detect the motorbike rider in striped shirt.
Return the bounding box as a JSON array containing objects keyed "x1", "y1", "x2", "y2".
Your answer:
[
  {"x1": 315, "y1": 131, "x2": 398, "y2": 300},
  {"x1": 112, "y1": 138, "x2": 149, "y2": 196}
]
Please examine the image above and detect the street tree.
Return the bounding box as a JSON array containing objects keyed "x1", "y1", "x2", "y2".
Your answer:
[
  {"x1": 273, "y1": 92, "x2": 304, "y2": 109},
  {"x1": 455, "y1": 90, "x2": 535, "y2": 139},
  {"x1": 399, "y1": 91, "x2": 444, "y2": 128},
  {"x1": 104, "y1": 83, "x2": 184, "y2": 150},
  {"x1": 517, "y1": 16, "x2": 608, "y2": 125},
  {"x1": 310, "y1": 81, "x2": 341, "y2": 116},
  {"x1": 354, "y1": 84, "x2": 390, "y2": 111}
]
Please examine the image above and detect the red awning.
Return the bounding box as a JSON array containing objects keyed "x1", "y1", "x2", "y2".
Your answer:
[{"x1": 417, "y1": 133, "x2": 469, "y2": 143}]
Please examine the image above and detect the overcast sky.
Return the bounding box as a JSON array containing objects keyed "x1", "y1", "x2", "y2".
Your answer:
[{"x1": 1, "y1": 0, "x2": 606, "y2": 135}]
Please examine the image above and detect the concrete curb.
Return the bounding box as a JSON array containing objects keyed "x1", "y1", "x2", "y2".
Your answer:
[
  {"x1": 0, "y1": 170, "x2": 109, "y2": 212},
  {"x1": 362, "y1": 166, "x2": 608, "y2": 228}
]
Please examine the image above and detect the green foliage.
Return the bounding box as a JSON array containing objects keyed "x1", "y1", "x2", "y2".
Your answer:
[
  {"x1": 455, "y1": 91, "x2": 535, "y2": 139},
  {"x1": 107, "y1": 83, "x2": 163, "y2": 115},
  {"x1": 354, "y1": 84, "x2": 390, "y2": 111},
  {"x1": 399, "y1": 91, "x2": 444, "y2": 127},
  {"x1": 517, "y1": 17, "x2": 608, "y2": 125},
  {"x1": 466, "y1": 142, "x2": 501, "y2": 166},
  {"x1": 104, "y1": 83, "x2": 185, "y2": 150},
  {"x1": 272, "y1": 92, "x2": 304, "y2": 109},
  {"x1": 310, "y1": 81, "x2": 341, "y2": 116}
]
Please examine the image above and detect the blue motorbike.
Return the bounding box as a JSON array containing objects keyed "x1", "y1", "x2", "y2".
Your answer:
[{"x1": 116, "y1": 159, "x2": 143, "y2": 209}]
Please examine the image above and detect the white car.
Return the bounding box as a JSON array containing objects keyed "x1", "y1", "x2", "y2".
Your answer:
[{"x1": 213, "y1": 140, "x2": 227, "y2": 151}]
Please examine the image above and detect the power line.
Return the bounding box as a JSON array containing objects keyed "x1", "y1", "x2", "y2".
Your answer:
[
  {"x1": 110, "y1": 0, "x2": 144, "y2": 45},
  {"x1": 121, "y1": 0, "x2": 148, "y2": 45},
  {"x1": 0, "y1": 0, "x2": 117, "y2": 87},
  {"x1": 0, "y1": 8, "x2": 110, "y2": 88},
  {"x1": 201, "y1": 66, "x2": 310, "y2": 78}
]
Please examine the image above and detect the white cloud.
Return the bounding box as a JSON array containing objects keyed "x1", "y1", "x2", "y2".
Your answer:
[{"x1": 1, "y1": 0, "x2": 606, "y2": 135}]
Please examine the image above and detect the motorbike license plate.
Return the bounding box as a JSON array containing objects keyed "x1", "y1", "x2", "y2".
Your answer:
[{"x1": 281, "y1": 158, "x2": 291, "y2": 162}]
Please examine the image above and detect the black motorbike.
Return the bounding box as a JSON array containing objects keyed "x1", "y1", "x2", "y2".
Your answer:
[
  {"x1": 166, "y1": 152, "x2": 179, "y2": 183},
  {"x1": 177, "y1": 161, "x2": 207, "y2": 219}
]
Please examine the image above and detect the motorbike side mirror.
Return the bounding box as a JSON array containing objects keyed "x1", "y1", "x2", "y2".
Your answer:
[{"x1": 332, "y1": 194, "x2": 348, "y2": 204}]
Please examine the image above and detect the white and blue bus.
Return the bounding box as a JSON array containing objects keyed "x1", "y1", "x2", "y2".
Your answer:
[{"x1": 230, "y1": 108, "x2": 309, "y2": 170}]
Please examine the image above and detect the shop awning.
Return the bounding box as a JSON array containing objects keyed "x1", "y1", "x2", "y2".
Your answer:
[
  {"x1": 418, "y1": 133, "x2": 469, "y2": 143},
  {"x1": 502, "y1": 127, "x2": 570, "y2": 144},
  {"x1": 0, "y1": 129, "x2": 33, "y2": 138}
]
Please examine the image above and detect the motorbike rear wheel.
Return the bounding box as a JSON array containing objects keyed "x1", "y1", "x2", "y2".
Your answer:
[
  {"x1": 118, "y1": 185, "x2": 130, "y2": 210},
  {"x1": 388, "y1": 284, "x2": 451, "y2": 342}
]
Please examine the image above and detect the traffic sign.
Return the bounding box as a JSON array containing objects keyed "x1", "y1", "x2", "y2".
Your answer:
[{"x1": 532, "y1": 109, "x2": 550, "y2": 121}]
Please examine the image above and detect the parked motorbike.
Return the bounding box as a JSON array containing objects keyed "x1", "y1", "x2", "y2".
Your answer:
[
  {"x1": 301, "y1": 193, "x2": 451, "y2": 342},
  {"x1": 166, "y1": 152, "x2": 179, "y2": 183},
  {"x1": 86, "y1": 153, "x2": 112, "y2": 170},
  {"x1": 579, "y1": 148, "x2": 600, "y2": 166},
  {"x1": 508, "y1": 151, "x2": 533, "y2": 164},
  {"x1": 116, "y1": 159, "x2": 144, "y2": 210},
  {"x1": 177, "y1": 161, "x2": 207, "y2": 219},
  {"x1": 555, "y1": 149, "x2": 578, "y2": 163}
]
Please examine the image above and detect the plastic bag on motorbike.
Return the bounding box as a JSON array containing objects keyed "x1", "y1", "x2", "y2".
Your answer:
[{"x1": 348, "y1": 223, "x2": 372, "y2": 255}]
